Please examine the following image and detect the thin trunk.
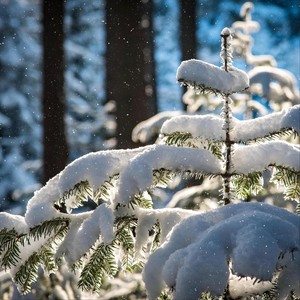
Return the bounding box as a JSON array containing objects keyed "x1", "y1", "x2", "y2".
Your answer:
[{"x1": 221, "y1": 29, "x2": 233, "y2": 205}]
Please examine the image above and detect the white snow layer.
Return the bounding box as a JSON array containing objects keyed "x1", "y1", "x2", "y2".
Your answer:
[
  {"x1": 61, "y1": 203, "x2": 115, "y2": 265},
  {"x1": 25, "y1": 147, "x2": 149, "y2": 227},
  {"x1": 134, "y1": 207, "x2": 196, "y2": 257},
  {"x1": 143, "y1": 202, "x2": 300, "y2": 300},
  {"x1": 115, "y1": 144, "x2": 222, "y2": 204},
  {"x1": 161, "y1": 105, "x2": 300, "y2": 142},
  {"x1": 248, "y1": 66, "x2": 300, "y2": 103},
  {"x1": 161, "y1": 114, "x2": 225, "y2": 141},
  {"x1": 176, "y1": 59, "x2": 249, "y2": 95},
  {"x1": 0, "y1": 212, "x2": 28, "y2": 234},
  {"x1": 232, "y1": 141, "x2": 300, "y2": 174},
  {"x1": 132, "y1": 111, "x2": 183, "y2": 143}
]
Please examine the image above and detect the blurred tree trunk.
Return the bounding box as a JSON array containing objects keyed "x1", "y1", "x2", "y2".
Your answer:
[
  {"x1": 105, "y1": 0, "x2": 158, "y2": 149},
  {"x1": 180, "y1": 0, "x2": 197, "y2": 110},
  {"x1": 42, "y1": 0, "x2": 68, "y2": 183}
]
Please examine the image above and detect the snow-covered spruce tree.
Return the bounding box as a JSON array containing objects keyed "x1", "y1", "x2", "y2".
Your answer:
[{"x1": 0, "y1": 28, "x2": 300, "y2": 299}]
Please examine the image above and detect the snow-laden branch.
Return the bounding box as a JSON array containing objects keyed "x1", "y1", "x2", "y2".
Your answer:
[
  {"x1": 176, "y1": 59, "x2": 249, "y2": 95},
  {"x1": 249, "y1": 66, "x2": 300, "y2": 103},
  {"x1": 0, "y1": 213, "x2": 27, "y2": 234},
  {"x1": 25, "y1": 147, "x2": 149, "y2": 227},
  {"x1": 56, "y1": 203, "x2": 114, "y2": 266},
  {"x1": 232, "y1": 141, "x2": 300, "y2": 174},
  {"x1": 161, "y1": 105, "x2": 300, "y2": 143},
  {"x1": 115, "y1": 144, "x2": 222, "y2": 205},
  {"x1": 132, "y1": 111, "x2": 183, "y2": 143},
  {"x1": 161, "y1": 114, "x2": 224, "y2": 141},
  {"x1": 231, "y1": 104, "x2": 300, "y2": 141},
  {"x1": 143, "y1": 202, "x2": 300, "y2": 300},
  {"x1": 134, "y1": 207, "x2": 196, "y2": 257}
]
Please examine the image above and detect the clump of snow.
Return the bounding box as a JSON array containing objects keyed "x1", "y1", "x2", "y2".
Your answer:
[
  {"x1": 98, "y1": 203, "x2": 115, "y2": 245},
  {"x1": 143, "y1": 202, "x2": 300, "y2": 300},
  {"x1": 134, "y1": 209, "x2": 157, "y2": 256},
  {"x1": 232, "y1": 141, "x2": 300, "y2": 174},
  {"x1": 248, "y1": 66, "x2": 300, "y2": 103},
  {"x1": 55, "y1": 212, "x2": 90, "y2": 261},
  {"x1": 281, "y1": 104, "x2": 300, "y2": 133},
  {"x1": 229, "y1": 274, "x2": 273, "y2": 298},
  {"x1": 116, "y1": 144, "x2": 222, "y2": 205},
  {"x1": 25, "y1": 175, "x2": 62, "y2": 227},
  {"x1": 134, "y1": 207, "x2": 196, "y2": 257},
  {"x1": 63, "y1": 203, "x2": 114, "y2": 265},
  {"x1": 57, "y1": 148, "x2": 147, "y2": 194},
  {"x1": 132, "y1": 111, "x2": 182, "y2": 143},
  {"x1": 232, "y1": 20, "x2": 260, "y2": 33},
  {"x1": 0, "y1": 213, "x2": 28, "y2": 234},
  {"x1": 161, "y1": 114, "x2": 224, "y2": 141},
  {"x1": 231, "y1": 105, "x2": 300, "y2": 141},
  {"x1": 176, "y1": 59, "x2": 249, "y2": 95},
  {"x1": 160, "y1": 105, "x2": 300, "y2": 143},
  {"x1": 25, "y1": 147, "x2": 151, "y2": 227}
]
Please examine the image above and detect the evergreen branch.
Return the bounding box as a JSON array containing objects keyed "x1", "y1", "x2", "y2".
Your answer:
[
  {"x1": 14, "y1": 252, "x2": 41, "y2": 294},
  {"x1": 232, "y1": 172, "x2": 263, "y2": 200},
  {"x1": 78, "y1": 241, "x2": 118, "y2": 292},
  {"x1": 12, "y1": 218, "x2": 70, "y2": 294},
  {"x1": 76, "y1": 215, "x2": 138, "y2": 292},
  {"x1": 271, "y1": 167, "x2": 300, "y2": 201},
  {"x1": 57, "y1": 176, "x2": 119, "y2": 211},
  {"x1": 56, "y1": 180, "x2": 93, "y2": 212},
  {"x1": 0, "y1": 229, "x2": 27, "y2": 270},
  {"x1": 130, "y1": 194, "x2": 153, "y2": 209},
  {"x1": 178, "y1": 79, "x2": 230, "y2": 98},
  {"x1": 29, "y1": 218, "x2": 70, "y2": 241},
  {"x1": 14, "y1": 244, "x2": 60, "y2": 294},
  {"x1": 243, "y1": 129, "x2": 298, "y2": 145},
  {"x1": 163, "y1": 132, "x2": 223, "y2": 159},
  {"x1": 93, "y1": 174, "x2": 119, "y2": 203},
  {"x1": 38, "y1": 247, "x2": 57, "y2": 273},
  {"x1": 153, "y1": 168, "x2": 175, "y2": 188},
  {"x1": 164, "y1": 132, "x2": 196, "y2": 148}
]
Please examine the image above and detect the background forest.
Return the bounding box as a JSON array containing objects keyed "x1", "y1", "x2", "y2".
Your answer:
[
  {"x1": 0, "y1": 1, "x2": 299, "y2": 299},
  {"x1": 0, "y1": 0, "x2": 299, "y2": 214}
]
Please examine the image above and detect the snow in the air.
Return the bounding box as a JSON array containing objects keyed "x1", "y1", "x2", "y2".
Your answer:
[
  {"x1": 143, "y1": 202, "x2": 300, "y2": 300},
  {"x1": 176, "y1": 59, "x2": 249, "y2": 94}
]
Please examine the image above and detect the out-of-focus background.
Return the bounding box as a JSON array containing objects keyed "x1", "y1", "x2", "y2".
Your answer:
[{"x1": 0, "y1": 0, "x2": 299, "y2": 214}]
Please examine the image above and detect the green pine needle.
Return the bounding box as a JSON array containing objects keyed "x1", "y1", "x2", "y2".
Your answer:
[
  {"x1": 232, "y1": 172, "x2": 263, "y2": 200},
  {"x1": 78, "y1": 241, "x2": 118, "y2": 292},
  {"x1": 271, "y1": 167, "x2": 300, "y2": 201}
]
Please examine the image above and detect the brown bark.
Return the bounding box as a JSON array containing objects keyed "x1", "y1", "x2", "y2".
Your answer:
[{"x1": 105, "y1": 0, "x2": 157, "y2": 149}]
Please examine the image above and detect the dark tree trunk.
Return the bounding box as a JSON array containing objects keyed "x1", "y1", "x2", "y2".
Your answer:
[
  {"x1": 42, "y1": 0, "x2": 68, "y2": 183},
  {"x1": 105, "y1": 0, "x2": 157, "y2": 149},
  {"x1": 180, "y1": 0, "x2": 197, "y2": 110}
]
